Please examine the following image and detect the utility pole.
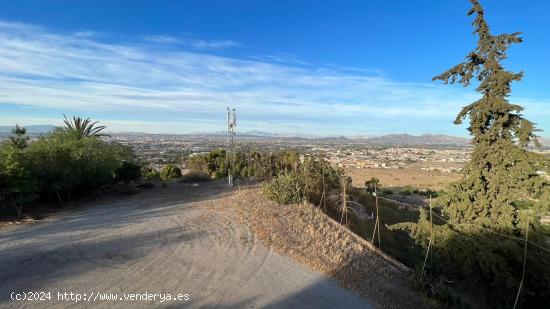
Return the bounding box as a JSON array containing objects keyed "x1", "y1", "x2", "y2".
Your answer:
[
  {"x1": 421, "y1": 195, "x2": 434, "y2": 281},
  {"x1": 371, "y1": 184, "x2": 381, "y2": 249},
  {"x1": 341, "y1": 177, "x2": 347, "y2": 224},
  {"x1": 227, "y1": 107, "x2": 236, "y2": 186}
]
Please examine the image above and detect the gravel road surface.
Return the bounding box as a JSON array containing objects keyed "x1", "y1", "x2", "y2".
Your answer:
[{"x1": 0, "y1": 182, "x2": 373, "y2": 308}]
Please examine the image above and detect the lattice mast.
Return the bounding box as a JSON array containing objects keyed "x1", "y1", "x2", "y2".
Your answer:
[{"x1": 227, "y1": 107, "x2": 236, "y2": 185}]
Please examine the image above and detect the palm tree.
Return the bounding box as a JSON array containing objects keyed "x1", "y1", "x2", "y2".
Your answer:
[{"x1": 60, "y1": 115, "x2": 110, "y2": 139}]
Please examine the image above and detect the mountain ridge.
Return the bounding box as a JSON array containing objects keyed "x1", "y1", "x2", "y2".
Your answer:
[{"x1": 2, "y1": 125, "x2": 549, "y2": 147}]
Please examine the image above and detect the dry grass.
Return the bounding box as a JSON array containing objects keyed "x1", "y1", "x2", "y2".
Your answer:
[
  {"x1": 210, "y1": 187, "x2": 429, "y2": 308},
  {"x1": 347, "y1": 167, "x2": 462, "y2": 190}
]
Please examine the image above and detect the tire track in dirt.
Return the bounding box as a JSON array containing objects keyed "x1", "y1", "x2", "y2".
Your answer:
[{"x1": 216, "y1": 186, "x2": 428, "y2": 309}]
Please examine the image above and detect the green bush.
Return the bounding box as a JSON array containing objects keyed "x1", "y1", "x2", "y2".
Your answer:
[
  {"x1": 382, "y1": 189, "x2": 394, "y2": 195},
  {"x1": 262, "y1": 172, "x2": 305, "y2": 205},
  {"x1": 115, "y1": 161, "x2": 142, "y2": 183},
  {"x1": 189, "y1": 149, "x2": 345, "y2": 211},
  {"x1": 142, "y1": 167, "x2": 160, "y2": 181},
  {"x1": 26, "y1": 132, "x2": 134, "y2": 200},
  {"x1": 400, "y1": 186, "x2": 413, "y2": 195},
  {"x1": 0, "y1": 125, "x2": 136, "y2": 216},
  {"x1": 0, "y1": 143, "x2": 37, "y2": 216},
  {"x1": 160, "y1": 164, "x2": 182, "y2": 180},
  {"x1": 364, "y1": 177, "x2": 380, "y2": 193},
  {"x1": 418, "y1": 188, "x2": 439, "y2": 197},
  {"x1": 187, "y1": 149, "x2": 315, "y2": 181}
]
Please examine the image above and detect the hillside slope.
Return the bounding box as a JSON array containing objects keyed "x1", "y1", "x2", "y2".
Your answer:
[{"x1": 213, "y1": 187, "x2": 426, "y2": 308}]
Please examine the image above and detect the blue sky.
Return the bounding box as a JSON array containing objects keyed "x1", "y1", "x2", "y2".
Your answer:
[{"x1": 0, "y1": 0, "x2": 548, "y2": 137}]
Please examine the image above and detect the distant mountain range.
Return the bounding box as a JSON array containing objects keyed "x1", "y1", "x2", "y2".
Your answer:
[
  {"x1": 237, "y1": 131, "x2": 550, "y2": 147},
  {"x1": 190, "y1": 131, "x2": 472, "y2": 145},
  {"x1": 362, "y1": 133, "x2": 471, "y2": 146},
  {"x1": 539, "y1": 137, "x2": 550, "y2": 147},
  {"x1": 220, "y1": 131, "x2": 470, "y2": 145},
  {"x1": 1, "y1": 125, "x2": 548, "y2": 147},
  {"x1": 192, "y1": 130, "x2": 317, "y2": 138}
]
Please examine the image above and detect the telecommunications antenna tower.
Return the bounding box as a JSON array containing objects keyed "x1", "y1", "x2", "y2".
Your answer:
[{"x1": 227, "y1": 107, "x2": 236, "y2": 186}]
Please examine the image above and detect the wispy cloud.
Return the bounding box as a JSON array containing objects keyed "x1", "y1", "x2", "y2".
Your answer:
[
  {"x1": 143, "y1": 35, "x2": 182, "y2": 44},
  {"x1": 73, "y1": 30, "x2": 100, "y2": 39},
  {"x1": 189, "y1": 39, "x2": 239, "y2": 49},
  {"x1": 143, "y1": 34, "x2": 239, "y2": 49},
  {"x1": 0, "y1": 20, "x2": 546, "y2": 136}
]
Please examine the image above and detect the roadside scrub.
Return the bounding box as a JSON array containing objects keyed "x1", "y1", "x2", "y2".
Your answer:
[{"x1": 0, "y1": 121, "x2": 138, "y2": 218}]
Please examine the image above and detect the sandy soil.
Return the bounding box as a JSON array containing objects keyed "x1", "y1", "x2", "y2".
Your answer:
[{"x1": 0, "y1": 182, "x2": 374, "y2": 308}]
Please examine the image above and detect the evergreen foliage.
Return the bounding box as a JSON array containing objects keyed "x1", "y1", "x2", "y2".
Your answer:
[
  {"x1": 8, "y1": 125, "x2": 29, "y2": 149},
  {"x1": 115, "y1": 161, "x2": 142, "y2": 183},
  {"x1": 159, "y1": 164, "x2": 182, "y2": 180},
  {"x1": 27, "y1": 131, "x2": 134, "y2": 200},
  {"x1": 260, "y1": 155, "x2": 345, "y2": 213},
  {"x1": 0, "y1": 120, "x2": 137, "y2": 217},
  {"x1": 390, "y1": 1, "x2": 550, "y2": 306},
  {"x1": 0, "y1": 126, "x2": 37, "y2": 217},
  {"x1": 188, "y1": 149, "x2": 345, "y2": 209},
  {"x1": 364, "y1": 177, "x2": 380, "y2": 194},
  {"x1": 142, "y1": 167, "x2": 161, "y2": 181},
  {"x1": 262, "y1": 172, "x2": 306, "y2": 205},
  {"x1": 187, "y1": 149, "x2": 307, "y2": 180}
]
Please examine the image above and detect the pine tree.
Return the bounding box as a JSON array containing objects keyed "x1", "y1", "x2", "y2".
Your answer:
[
  {"x1": 8, "y1": 124, "x2": 29, "y2": 149},
  {"x1": 390, "y1": 0, "x2": 550, "y2": 306}
]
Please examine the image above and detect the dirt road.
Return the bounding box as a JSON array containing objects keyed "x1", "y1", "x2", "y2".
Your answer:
[{"x1": 0, "y1": 182, "x2": 373, "y2": 308}]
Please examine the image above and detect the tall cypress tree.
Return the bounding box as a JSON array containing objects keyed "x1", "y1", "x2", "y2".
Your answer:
[
  {"x1": 434, "y1": 0, "x2": 546, "y2": 232},
  {"x1": 390, "y1": 0, "x2": 550, "y2": 306}
]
